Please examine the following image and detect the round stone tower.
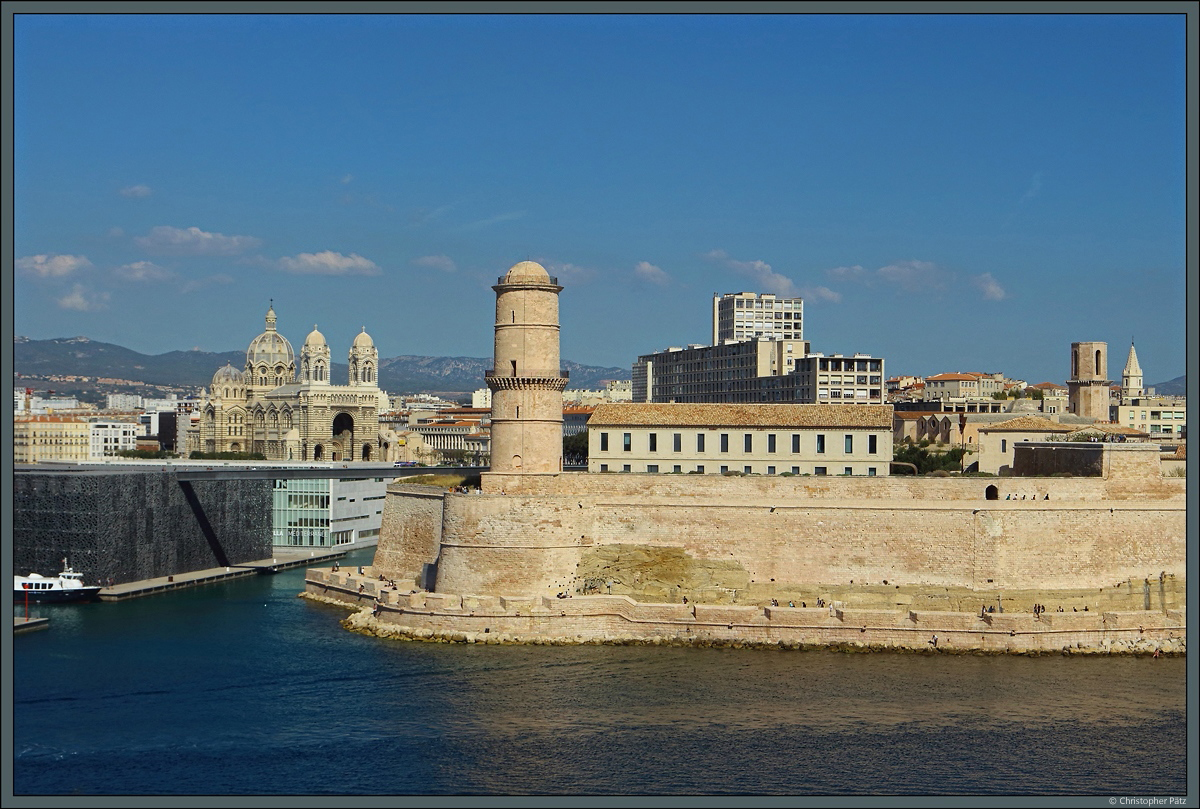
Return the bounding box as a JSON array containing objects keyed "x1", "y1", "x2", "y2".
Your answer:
[{"x1": 486, "y1": 260, "x2": 568, "y2": 474}]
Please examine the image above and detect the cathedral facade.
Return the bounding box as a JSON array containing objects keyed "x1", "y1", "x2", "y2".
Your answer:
[{"x1": 190, "y1": 305, "x2": 387, "y2": 461}]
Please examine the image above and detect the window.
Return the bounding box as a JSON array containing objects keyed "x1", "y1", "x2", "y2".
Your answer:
[
  {"x1": 697, "y1": 433, "x2": 706, "y2": 452},
  {"x1": 816, "y1": 434, "x2": 825, "y2": 454},
  {"x1": 600, "y1": 433, "x2": 609, "y2": 451},
  {"x1": 791, "y1": 434, "x2": 800, "y2": 453},
  {"x1": 845, "y1": 435, "x2": 853, "y2": 454},
  {"x1": 720, "y1": 434, "x2": 729, "y2": 452},
  {"x1": 623, "y1": 433, "x2": 631, "y2": 452},
  {"x1": 673, "y1": 433, "x2": 682, "y2": 452},
  {"x1": 744, "y1": 465, "x2": 753, "y2": 474},
  {"x1": 844, "y1": 467, "x2": 853, "y2": 475},
  {"x1": 868, "y1": 468, "x2": 876, "y2": 476},
  {"x1": 600, "y1": 464, "x2": 608, "y2": 472},
  {"x1": 815, "y1": 466, "x2": 827, "y2": 476},
  {"x1": 767, "y1": 434, "x2": 776, "y2": 453},
  {"x1": 696, "y1": 465, "x2": 705, "y2": 473},
  {"x1": 868, "y1": 435, "x2": 877, "y2": 454},
  {"x1": 720, "y1": 465, "x2": 729, "y2": 474},
  {"x1": 744, "y1": 434, "x2": 753, "y2": 453},
  {"x1": 647, "y1": 464, "x2": 659, "y2": 473},
  {"x1": 767, "y1": 466, "x2": 775, "y2": 475},
  {"x1": 622, "y1": 464, "x2": 631, "y2": 472},
  {"x1": 792, "y1": 466, "x2": 800, "y2": 474},
  {"x1": 649, "y1": 433, "x2": 657, "y2": 452},
  {"x1": 673, "y1": 465, "x2": 682, "y2": 473}
]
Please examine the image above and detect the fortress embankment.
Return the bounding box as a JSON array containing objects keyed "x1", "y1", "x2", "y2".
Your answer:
[{"x1": 305, "y1": 262, "x2": 1187, "y2": 654}]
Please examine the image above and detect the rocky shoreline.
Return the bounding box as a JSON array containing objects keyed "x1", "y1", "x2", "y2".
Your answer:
[{"x1": 303, "y1": 590, "x2": 1186, "y2": 656}]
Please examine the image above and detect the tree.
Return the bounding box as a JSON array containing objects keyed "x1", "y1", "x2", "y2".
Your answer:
[{"x1": 563, "y1": 431, "x2": 588, "y2": 462}]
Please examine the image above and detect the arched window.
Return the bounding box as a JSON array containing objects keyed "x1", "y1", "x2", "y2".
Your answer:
[
  {"x1": 985, "y1": 485, "x2": 998, "y2": 501},
  {"x1": 1095, "y1": 349, "x2": 1103, "y2": 377}
]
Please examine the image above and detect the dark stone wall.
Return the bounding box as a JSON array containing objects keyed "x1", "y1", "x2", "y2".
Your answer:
[
  {"x1": 1013, "y1": 443, "x2": 1104, "y2": 477},
  {"x1": 14, "y1": 470, "x2": 271, "y2": 586}
]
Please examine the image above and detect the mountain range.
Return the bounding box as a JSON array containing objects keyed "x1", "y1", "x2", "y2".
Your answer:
[{"x1": 12, "y1": 336, "x2": 631, "y2": 395}]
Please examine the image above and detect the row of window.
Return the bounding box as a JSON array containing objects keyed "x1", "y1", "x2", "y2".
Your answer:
[
  {"x1": 597, "y1": 463, "x2": 879, "y2": 476},
  {"x1": 598, "y1": 432, "x2": 879, "y2": 455}
]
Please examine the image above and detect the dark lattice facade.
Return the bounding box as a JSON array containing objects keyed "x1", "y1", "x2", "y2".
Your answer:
[{"x1": 14, "y1": 470, "x2": 271, "y2": 586}]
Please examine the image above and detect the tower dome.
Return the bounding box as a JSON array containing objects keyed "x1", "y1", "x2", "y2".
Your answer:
[
  {"x1": 353, "y1": 327, "x2": 374, "y2": 348},
  {"x1": 305, "y1": 325, "x2": 327, "y2": 348},
  {"x1": 212, "y1": 363, "x2": 244, "y2": 386},
  {"x1": 246, "y1": 304, "x2": 296, "y2": 367},
  {"x1": 502, "y1": 260, "x2": 551, "y2": 282}
]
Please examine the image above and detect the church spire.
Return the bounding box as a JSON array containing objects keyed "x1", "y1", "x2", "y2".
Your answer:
[{"x1": 1121, "y1": 340, "x2": 1143, "y2": 401}]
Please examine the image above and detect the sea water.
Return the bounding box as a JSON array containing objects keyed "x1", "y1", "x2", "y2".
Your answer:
[{"x1": 11, "y1": 549, "x2": 1187, "y2": 796}]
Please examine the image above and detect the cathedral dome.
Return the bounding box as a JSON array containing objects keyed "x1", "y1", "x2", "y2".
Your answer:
[
  {"x1": 212, "y1": 363, "x2": 244, "y2": 386},
  {"x1": 352, "y1": 328, "x2": 374, "y2": 348},
  {"x1": 305, "y1": 326, "x2": 327, "y2": 348},
  {"x1": 503, "y1": 260, "x2": 550, "y2": 282},
  {"x1": 247, "y1": 305, "x2": 295, "y2": 367}
]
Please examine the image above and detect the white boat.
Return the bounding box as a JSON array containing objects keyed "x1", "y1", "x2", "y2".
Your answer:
[{"x1": 14, "y1": 559, "x2": 102, "y2": 604}]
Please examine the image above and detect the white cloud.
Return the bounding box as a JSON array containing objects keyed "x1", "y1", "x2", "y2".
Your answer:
[
  {"x1": 799, "y1": 285, "x2": 842, "y2": 303},
  {"x1": 135, "y1": 225, "x2": 262, "y2": 256},
  {"x1": 276, "y1": 251, "x2": 381, "y2": 275},
  {"x1": 340, "y1": 174, "x2": 354, "y2": 185},
  {"x1": 16, "y1": 253, "x2": 93, "y2": 278},
  {"x1": 634, "y1": 261, "x2": 670, "y2": 286},
  {"x1": 826, "y1": 265, "x2": 869, "y2": 283},
  {"x1": 876, "y1": 259, "x2": 945, "y2": 292},
  {"x1": 974, "y1": 272, "x2": 1007, "y2": 301},
  {"x1": 181, "y1": 273, "x2": 235, "y2": 293},
  {"x1": 114, "y1": 260, "x2": 172, "y2": 282},
  {"x1": 119, "y1": 184, "x2": 152, "y2": 198},
  {"x1": 704, "y1": 249, "x2": 797, "y2": 297},
  {"x1": 57, "y1": 284, "x2": 109, "y2": 311},
  {"x1": 412, "y1": 254, "x2": 456, "y2": 273},
  {"x1": 545, "y1": 262, "x2": 594, "y2": 284}
]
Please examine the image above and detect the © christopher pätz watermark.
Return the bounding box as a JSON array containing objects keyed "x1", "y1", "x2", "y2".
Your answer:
[{"x1": 1109, "y1": 799, "x2": 1188, "y2": 806}]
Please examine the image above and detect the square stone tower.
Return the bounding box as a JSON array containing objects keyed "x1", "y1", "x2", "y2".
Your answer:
[{"x1": 1067, "y1": 341, "x2": 1110, "y2": 420}]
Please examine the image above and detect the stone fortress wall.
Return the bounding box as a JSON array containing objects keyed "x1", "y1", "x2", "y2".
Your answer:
[
  {"x1": 373, "y1": 451, "x2": 1184, "y2": 608},
  {"x1": 306, "y1": 262, "x2": 1186, "y2": 652}
]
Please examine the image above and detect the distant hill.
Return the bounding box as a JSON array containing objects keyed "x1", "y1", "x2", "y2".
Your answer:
[
  {"x1": 1150, "y1": 375, "x2": 1186, "y2": 396},
  {"x1": 12, "y1": 336, "x2": 628, "y2": 394}
]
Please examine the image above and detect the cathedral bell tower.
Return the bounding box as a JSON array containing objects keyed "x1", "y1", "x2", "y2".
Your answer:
[
  {"x1": 1067, "y1": 341, "x2": 1110, "y2": 420},
  {"x1": 486, "y1": 261, "x2": 568, "y2": 474}
]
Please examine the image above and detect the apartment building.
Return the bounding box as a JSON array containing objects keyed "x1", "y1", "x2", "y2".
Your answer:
[
  {"x1": 90, "y1": 420, "x2": 144, "y2": 458},
  {"x1": 712, "y1": 292, "x2": 804, "y2": 344},
  {"x1": 14, "y1": 416, "x2": 92, "y2": 463},
  {"x1": 588, "y1": 403, "x2": 893, "y2": 476},
  {"x1": 1113, "y1": 397, "x2": 1187, "y2": 442}
]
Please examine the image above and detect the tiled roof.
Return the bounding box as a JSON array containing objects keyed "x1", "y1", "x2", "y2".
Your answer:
[
  {"x1": 14, "y1": 415, "x2": 89, "y2": 423},
  {"x1": 589, "y1": 403, "x2": 893, "y2": 428},
  {"x1": 978, "y1": 416, "x2": 1074, "y2": 433},
  {"x1": 1069, "y1": 424, "x2": 1148, "y2": 436}
]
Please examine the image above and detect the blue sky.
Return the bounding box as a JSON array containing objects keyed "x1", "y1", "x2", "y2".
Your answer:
[{"x1": 12, "y1": 12, "x2": 1188, "y2": 386}]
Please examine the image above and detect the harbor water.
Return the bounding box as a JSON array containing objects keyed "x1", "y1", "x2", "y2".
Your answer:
[{"x1": 12, "y1": 549, "x2": 1187, "y2": 796}]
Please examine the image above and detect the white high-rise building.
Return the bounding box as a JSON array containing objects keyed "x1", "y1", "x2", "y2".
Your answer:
[{"x1": 712, "y1": 292, "x2": 804, "y2": 345}]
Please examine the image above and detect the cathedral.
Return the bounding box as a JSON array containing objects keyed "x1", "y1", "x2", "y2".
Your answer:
[{"x1": 189, "y1": 305, "x2": 387, "y2": 461}]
